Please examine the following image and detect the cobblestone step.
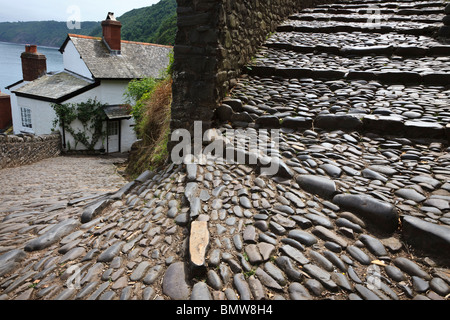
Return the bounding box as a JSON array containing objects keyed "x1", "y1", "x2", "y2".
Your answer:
[
  {"x1": 289, "y1": 13, "x2": 444, "y2": 24},
  {"x1": 278, "y1": 20, "x2": 441, "y2": 35}
]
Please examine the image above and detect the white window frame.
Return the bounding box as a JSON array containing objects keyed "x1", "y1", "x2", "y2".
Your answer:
[
  {"x1": 107, "y1": 120, "x2": 119, "y2": 136},
  {"x1": 20, "y1": 107, "x2": 33, "y2": 132}
]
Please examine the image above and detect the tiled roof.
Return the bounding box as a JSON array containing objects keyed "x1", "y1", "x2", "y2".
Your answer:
[
  {"x1": 13, "y1": 71, "x2": 97, "y2": 103},
  {"x1": 104, "y1": 105, "x2": 132, "y2": 120},
  {"x1": 63, "y1": 34, "x2": 173, "y2": 80}
]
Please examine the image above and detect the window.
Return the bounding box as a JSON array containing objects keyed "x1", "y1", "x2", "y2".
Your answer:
[
  {"x1": 107, "y1": 121, "x2": 119, "y2": 136},
  {"x1": 21, "y1": 107, "x2": 32, "y2": 129}
]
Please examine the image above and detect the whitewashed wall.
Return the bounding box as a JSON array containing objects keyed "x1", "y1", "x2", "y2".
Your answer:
[
  {"x1": 62, "y1": 41, "x2": 93, "y2": 79},
  {"x1": 13, "y1": 79, "x2": 137, "y2": 153}
]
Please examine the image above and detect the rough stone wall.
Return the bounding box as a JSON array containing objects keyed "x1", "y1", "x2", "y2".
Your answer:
[
  {"x1": 171, "y1": 0, "x2": 331, "y2": 136},
  {"x1": 0, "y1": 133, "x2": 61, "y2": 169}
]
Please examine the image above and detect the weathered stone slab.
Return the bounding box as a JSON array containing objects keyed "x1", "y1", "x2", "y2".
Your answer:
[
  {"x1": 135, "y1": 170, "x2": 155, "y2": 183},
  {"x1": 81, "y1": 199, "x2": 112, "y2": 223},
  {"x1": 24, "y1": 219, "x2": 81, "y2": 252},
  {"x1": 110, "y1": 181, "x2": 136, "y2": 200},
  {"x1": 315, "y1": 114, "x2": 363, "y2": 131},
  {"x1": 332, "y1": 194, "x2": 399, "y2": 234},
  {"x1": 402, "y1": 216, "x2": 450, "y2": 260},
  {"x1": 97, "y1": 241, "x2": 125, "y2": 263},
  {"x1": 296, "y1": 175, "x2": 338, "y2": 199}
]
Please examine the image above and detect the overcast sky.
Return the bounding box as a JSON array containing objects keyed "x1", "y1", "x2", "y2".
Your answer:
[{"x1": 0, "y1": 0, "x2": 161, "y2": 22}]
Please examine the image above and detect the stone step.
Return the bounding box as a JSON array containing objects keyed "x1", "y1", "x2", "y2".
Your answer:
[
  {"x1": 289, "y1": 13, "x2": 444, "y2": 23},
  {"x1": 278, "y1": 19, "x2": 441, "y2": 35},
  {"x1": 246, "y1": 47, "x2": 450, "y2": 84},
  {"x1": 222, "y1": 75, "x2": 450, "y2": 141},
  {"x1": 266, "y1": 31, "x2": 450, "y2": 57},
  {"x1": 322, "y1": 0, "x2": 446, "y2": 7}
]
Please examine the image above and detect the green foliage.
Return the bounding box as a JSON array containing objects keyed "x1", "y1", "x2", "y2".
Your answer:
[
  {"x1": 0, "y1": 0, "x2": 177, "y2": 47},
  {"x1": 165, "y1": 49, "x2": 175, "y2": 77},
  {"x1": 123, "y1": 77, "x2": 158, "y2": 131},
  {"x1": 124, "y1": 48, "x2": 173, "y2": 136},
  {"x1": 90, "y1": 0, "x2": 177, "y2": 46},
  {"x1": 52, "y1": 99, "x2": 107, "y2": 151},
  {"x1": 125, "y1": 77, "x2": 172, "y2": 177},
  {"x1": 148, "y1": 13, "x2": 177, "y2": 45}
]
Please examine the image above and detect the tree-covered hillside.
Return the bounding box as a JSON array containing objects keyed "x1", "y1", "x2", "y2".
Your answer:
[
  {"x1": 0, "y1": 21, "x2": 98, "y2": 48},
  {"x1": 90, "y1": 0, "x2": 177, "y2": 45},
  {"x1": 0, "y1": 0, "x2": 177, "y2": 48}
]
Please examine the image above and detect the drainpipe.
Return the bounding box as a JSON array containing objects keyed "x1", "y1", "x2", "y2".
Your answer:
[{"x1": 61, "y1": 116, "x2": 66, "y2": 149}]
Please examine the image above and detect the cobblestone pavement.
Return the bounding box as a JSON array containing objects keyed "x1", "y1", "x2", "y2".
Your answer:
[{"x1": 1, "y1": 0, "x2": 450, "y2": 301}]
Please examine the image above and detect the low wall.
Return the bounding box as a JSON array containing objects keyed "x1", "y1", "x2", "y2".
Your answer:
[
  {"x1": 0, "y1": 132, "x2": 61, "y2": 169},
  {"x1": 171, "y1": 0, "x2": 332, "y2": 137}
]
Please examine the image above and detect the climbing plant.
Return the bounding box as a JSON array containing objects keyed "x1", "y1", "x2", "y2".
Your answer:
[{"x1": 52, "y1": 99, "x2": 107, "y2": 151}]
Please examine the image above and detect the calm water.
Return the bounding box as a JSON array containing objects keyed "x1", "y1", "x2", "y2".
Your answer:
[{"x1": 0, "y1": 42, "x2": 63, "y2": 94}]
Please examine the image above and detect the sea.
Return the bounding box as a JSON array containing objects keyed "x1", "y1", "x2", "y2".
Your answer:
[{"x1": 0, "y1": 42, "x2": 63, "y2": 95}]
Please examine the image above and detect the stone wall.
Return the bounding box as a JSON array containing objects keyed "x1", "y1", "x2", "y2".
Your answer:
[
  {"x1": 0, "y1": 133, "x2": 61, "y2": 169},
  {"x1": 171, "y1": 0, "x2": 332, "y2": 136}
]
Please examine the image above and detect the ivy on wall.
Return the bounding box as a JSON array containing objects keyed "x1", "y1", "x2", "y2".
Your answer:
[{"x1": 51, "y1": 99, "x2": 107, "y2": 151}]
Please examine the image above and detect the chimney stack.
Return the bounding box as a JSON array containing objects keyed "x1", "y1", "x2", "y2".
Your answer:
[
  {"x1": 21, "y1": 45, "x2": 47, "y2": 81},
  {"x1": 0, "y1": 90, "x2": 12, "y2": 130},
  {"x1": 102, "y1": 12, "x2": 122, "y2": 54}
]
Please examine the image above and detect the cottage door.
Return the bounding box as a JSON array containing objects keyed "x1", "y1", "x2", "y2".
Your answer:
[{"x1": 107, "y1": 120, "x2": 120, "y2": 153}]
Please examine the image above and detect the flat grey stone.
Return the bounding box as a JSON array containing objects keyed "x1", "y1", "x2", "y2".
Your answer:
[
  {"x1": 393, "y1": 257, "x2": 431, "y2": 280},
  {"x1": 331, "y1": 272, "x2": 354, "y2": 292},
  {"x1": 130, "y1": 261, "x2": 151, "y2": 281},
  {"x1": 395, "y1": 188, "x2": 426, "y2": 203},
  {"x1": 190, "y1": 282, "x2": 212, "y2": 300},
  {"x1": 275, "y1": 256, "x2": 303, "y2": 282},
  {"x1": 280, "y1": 245, "x2": 310, "y2": 265},
  {"x1": 312, "y1": 226, "x2": 348, "y2": 248},
  {"x1": 385, "y1": 265, "x2": 407, "y2": 282},
  {"x1": 162, "y1": 262, "x2": 191, "y2": 300},
  {"x1": 303, "y1": 264, "x2": 338, "y2": 291},
  {"x1": 296, "y1": 175, "x2": 337, "y2": 199},
  {"x1": 245, "y1": 244, "x2": 264, "y2": 264},
  {"x1": 233, "y1": 273, "x2": 252, "y2": 300},
  {"x1": 289, "y1": 282, "x2": 312, "y2": 300},
  {"x1": 430, "y1": 277, "x2": 450, "y2": 296},
  {"x1": 355, "y1": 284, "x2": 381, "y2": 300},
  {"x1": 248, "y1": 276, "x2": 266, "y2": 300},
  {"x1": 0, "y1": 249, "x2": 26, "y2": 265},
  {"x1": 346, "y1": 245, "x2": 371, "y2": 265},
  {"x1": 288, "y1": 229, "x2": 318, "y2": 246},
  {"x1": 359, "y1": 234, "x2": 388, "y2": 257},
  {"x1": 255, "y1": 267, "x2": 283, "y2": 290},
  {"x1": 97, "y1": 241, "x2": 125, "y2": 263}
]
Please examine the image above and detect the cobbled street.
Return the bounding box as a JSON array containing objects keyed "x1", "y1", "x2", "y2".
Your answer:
[{"x1": 0, "y1": 0, "x2": 450, "y2": 301}]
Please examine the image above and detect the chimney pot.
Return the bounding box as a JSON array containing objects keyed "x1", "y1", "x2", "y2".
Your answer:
[{"x1": 26, "y1": 45, "x2": 37, "y2": 53}]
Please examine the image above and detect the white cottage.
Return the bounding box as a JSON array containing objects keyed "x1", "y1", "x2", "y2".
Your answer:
[{"x1": 7, "y1": 12, "x2": 172, "y2": 153}]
